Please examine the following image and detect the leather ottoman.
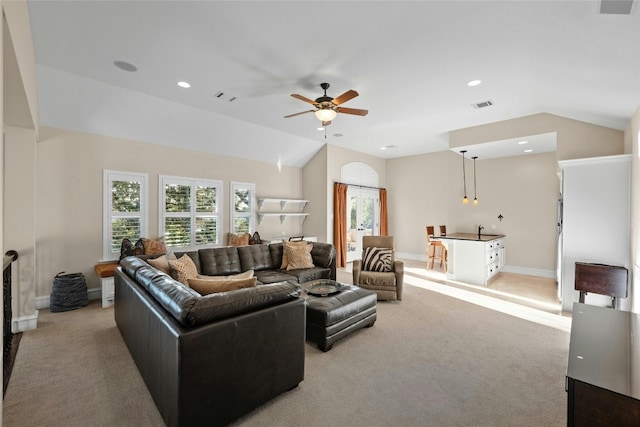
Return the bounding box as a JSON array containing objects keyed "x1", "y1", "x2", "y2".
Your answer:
[{"x1": 305, "y1": 282, "x2": 377, "y2": 351}]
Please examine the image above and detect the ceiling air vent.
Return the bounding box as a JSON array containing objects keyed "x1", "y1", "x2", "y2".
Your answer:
[{"x1": 471, "y1": 100, "x2": 493, "y2": 109}]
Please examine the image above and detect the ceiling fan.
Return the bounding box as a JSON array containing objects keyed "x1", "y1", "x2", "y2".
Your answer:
[{"x1": 284, "y1": 82, "x2": 368, "y2": 126}]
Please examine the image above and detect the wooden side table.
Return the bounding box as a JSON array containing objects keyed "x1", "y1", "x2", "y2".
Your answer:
[{"x1": 94, "y1": 261, "x2": 119, "y2": 308}]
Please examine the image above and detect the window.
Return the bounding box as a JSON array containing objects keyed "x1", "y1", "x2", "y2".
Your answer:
[
  {"x1": 103, "y1": 170, "x2": 148, "y2": 260},
  {"x1": 160, "y1": 176, "x2": 222, "y2": 249},
  {"x1": 230, "y1": 182, "x2": 255, "y2": 234}
]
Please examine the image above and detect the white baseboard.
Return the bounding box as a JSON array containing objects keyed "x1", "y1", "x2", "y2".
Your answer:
[
  {"x1": 35, "y1": 287, "x2": 102, "y2": 310},
  {"x1": 397, "y1": 252, "x2": 556, "y2": 280},
  {"x1": 501, "y1": 265, "x2": 556, "y2": 279},
  {"x1": 12, "y1": 311, "x2": 39, "y2": 333}
]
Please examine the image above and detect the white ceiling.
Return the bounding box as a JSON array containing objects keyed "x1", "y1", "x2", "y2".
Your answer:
[{"x1": 26, "y1": 1, "x2": 639, "y2": 167}]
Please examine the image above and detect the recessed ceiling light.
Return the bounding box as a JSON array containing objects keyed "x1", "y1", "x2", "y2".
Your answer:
[
  {"x1": 381, "y1": 144, "x2": 398, "y2": 150},
  {"x1": 518, "y1": 141, "x2": 528, "y2": 145},
  {"x1": 524, "y1": 149, "x2": 533, "y2": 153},
  {"x1": 467, "y1": 80, "x2": 482, "y2": 87},
  {"x1": 177, "y1": 81, "x2": 191, "y2": 88},
  {"x1": 333, "y1": 133, "x2": 343, "y2": 138},
  {"x1": 317, "y1": 127, "x2": 325, "y2": 131},
  {"x1": 113, "y1": 60, "x2": 137, "y2": 72}
]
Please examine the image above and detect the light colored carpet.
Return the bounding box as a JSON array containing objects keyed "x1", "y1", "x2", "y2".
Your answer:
[{"x1": 4, "y1": 281, "x2": 570, "y2": 427}]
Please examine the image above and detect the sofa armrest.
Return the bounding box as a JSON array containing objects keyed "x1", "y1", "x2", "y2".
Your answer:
[
  {"x1": 394, "y1": 260, "x2": 404, "y2": 301},
  {"x1": 352, "y1": 259, "x2": 362, "y2": 286}
]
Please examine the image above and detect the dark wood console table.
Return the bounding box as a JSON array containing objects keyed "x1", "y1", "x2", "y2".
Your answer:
[{"x1": 566, "y1": 303, "x2": 640, "y2": 426}]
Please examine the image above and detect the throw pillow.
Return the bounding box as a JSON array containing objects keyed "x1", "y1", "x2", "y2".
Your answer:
[
  {"x1": 120, "y1": 238, "x2": 144, "y2": 259},
  {"x1": 188, "y1": 276, "x2": 257, "y2": 295},
  {"x1": 281, "y1": 240, "x2": 311, "y2": 269},
  {"x1": 249, "y1": 231, "x2": 262, "y2": 245},
  {"x1": 196, "y1": 270, "x2": 254, "y2": 280},
  {"x1": 362, "y1": 247, "x2": 393, "y2": 272},
  {"x1": 169, "y1": 254, "x2": 199, "y2": 286},
  {"x1": 285, "y1": 243, "x2": 314, "y2": 271},
  {"x1": 147, "y1": 252, "x2": 177, "y2": 275},
  {"x1": 142, "y1": 236, "x2": 167, "y2": 255},
  {"x1": 228, "y1": 232, "x2": 250, "y2": 246}
]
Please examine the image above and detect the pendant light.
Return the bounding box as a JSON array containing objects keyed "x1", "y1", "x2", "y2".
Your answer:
[
  {"x1": 461, "y1": 150, "x2": 469, "y2": 204},
  {"x1": 472, "y1": 156, "x2": 479, "y2": 205}
]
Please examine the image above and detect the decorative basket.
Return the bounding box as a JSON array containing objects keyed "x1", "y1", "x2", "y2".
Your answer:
[{"x1": 50, "y1": 272, "x2": 88, "y2": 312}]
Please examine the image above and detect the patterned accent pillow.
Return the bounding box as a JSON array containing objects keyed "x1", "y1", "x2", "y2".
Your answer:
[
  {"x1": 120, "y1": 238, "x2": 144, "y2": 260},
  {"x1": 228, "y1": 232, "x2": 250, "y2": 246},
  {"x1": 168, "y1": 254, "x2": 199, "y2": 286},
  {"x1": 249, "y1": 231, "x2": 262, "y2": 245},
  {"x1": 147, "y1": 252, "x2": 177, "y2": 275},
  {"x1": 362, "y1": 247, "x2": 393, "y2": 272},
  {"x1": 281, "y1": 240, "x2": 311, "y2": 269},
  {"x1": 188, "y1": 276, "x2": 257, "y2": 295},
  {"x1": 142, "y1": 237, "x2": 167, "y2": 255},
  {"x1": 285, "y1": 243, "x2": 314, "y2": 271}
]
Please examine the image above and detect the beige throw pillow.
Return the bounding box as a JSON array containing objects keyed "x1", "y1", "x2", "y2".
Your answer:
[
  {"x1": 142, "y1": 236, "x2": 167, "y2": 255},
  {"x1": 228, "y1": 232, "x2": 250, "y2": 246},
  {"x1": 285, "y1": 243, "x2": 314, "y2": 271},
  {"x1": 147, "y1": 252, "x2": 177, "y2": 275},
  {"x1": 188, "y1": 276, "x2": 257, "y2": 295},
  {"x1": 281, "y1": 240, "x2": 311, "y2": 269},
  {"x1": 168, "y1": 254, "x2": 199, "y2": 286}
]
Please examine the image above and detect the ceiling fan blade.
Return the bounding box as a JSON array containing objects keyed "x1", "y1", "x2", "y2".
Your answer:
[
  {"x1": 291, "y1": 94, "x2": 318, "y2": 105},
  {"x1": 284, "y1": 109, "x2": 315, "y2": 118},
  {"x1": 332, "y1": 90, "x2": 359, "y2": 105},
  {"x1": 338, "y1": 107, "x2": 368, "y2": 116}
]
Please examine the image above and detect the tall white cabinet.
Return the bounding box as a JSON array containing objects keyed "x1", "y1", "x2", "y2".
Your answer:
[{"x1": 558, "y1": 155, "x2": 631, "y2": 312}]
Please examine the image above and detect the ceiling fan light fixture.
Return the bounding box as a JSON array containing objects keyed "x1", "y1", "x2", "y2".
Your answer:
[{"x1": 315, "y1": 108, "x2": 337, "y2": 122}]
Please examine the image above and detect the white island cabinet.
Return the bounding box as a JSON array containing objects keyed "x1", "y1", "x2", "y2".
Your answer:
[{"x1": 439, "y1": 233, "x2": 506, "y2": 286}]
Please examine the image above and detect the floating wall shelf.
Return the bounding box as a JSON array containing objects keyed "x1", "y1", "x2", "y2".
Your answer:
[{"x1": 257, "y1": 197, "x2": 310, "y2": 225}]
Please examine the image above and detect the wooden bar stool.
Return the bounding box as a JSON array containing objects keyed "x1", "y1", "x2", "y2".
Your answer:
[
  {"x1": 574, "y1": 262, "x2": 628, "y2": 309},
  {"x1": 426, "y1": 226, "x2": 447, "y2": 272}
]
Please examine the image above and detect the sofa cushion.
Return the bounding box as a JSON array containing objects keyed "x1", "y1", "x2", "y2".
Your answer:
[
  {"x1": 198, "y1": 247, "x2": 242, "y2": 276},
  {"x1": 169, "y1": 254, "x2": 199, "y2": 285},
  {"x1": 310, "y1": 242, "x2": 335, "y2": 269},
  {"x1": 237, "y1": 244, "x2": 275, "y2": 271},
  {"x1": 187, "y1": 282, "x2": 302, "y2": 325},
  {"x1": 283, "y1": 267, "x2": 331, "y2": 283},
  {"x1": 254, "y1": 270, "x2": 298, "y2": 284},
  {"x1": 188, "y1": 276, "x2": 257, "y2": 295}
]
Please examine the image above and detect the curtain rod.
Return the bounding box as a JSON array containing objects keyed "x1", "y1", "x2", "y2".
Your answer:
[{"x1": 335, "y1": 181, "x2": 385, "y2": 191}]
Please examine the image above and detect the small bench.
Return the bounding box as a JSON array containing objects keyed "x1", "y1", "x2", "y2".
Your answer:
[{"x1": 305, "y1": 282, "x2": 377, "y2": 351}]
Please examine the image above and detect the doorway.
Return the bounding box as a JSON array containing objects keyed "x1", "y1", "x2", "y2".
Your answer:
[{"x1": 346, "y1": 187, "x2": 380, "y2": 262}]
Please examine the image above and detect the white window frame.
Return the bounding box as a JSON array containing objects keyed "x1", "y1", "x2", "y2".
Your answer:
[
  {"x1": 159, "y1": 175, "x2": 223, "y2": 250},
  {"x1": 230, "y1": 181, "x2": 256, "y2": 235},
  {"x1": 103, "y1": 170, "x2": 148, "y2": 261}
]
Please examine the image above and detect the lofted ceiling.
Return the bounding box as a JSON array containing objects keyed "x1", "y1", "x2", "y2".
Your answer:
[{"x1": 26, "y1": 1, "x2": 639, "y2": 166}]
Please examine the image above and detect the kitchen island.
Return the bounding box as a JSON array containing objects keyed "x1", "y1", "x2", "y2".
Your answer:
[{"x1": 437, "y1": 233, "x2": 506, "y2": 286}]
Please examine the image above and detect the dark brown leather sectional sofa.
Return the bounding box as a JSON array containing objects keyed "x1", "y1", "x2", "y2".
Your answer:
[{"x1": 114, "y1": 242, "x2": 336, "y2": 427}]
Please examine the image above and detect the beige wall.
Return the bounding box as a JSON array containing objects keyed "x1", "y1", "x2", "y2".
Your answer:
[
  {"x1": 629, "y1": 106, "x2": 640, "y2": 313},
  {"x1": 387, "y1": 150, "x2": 559, "y2": 274},
  {"x1": 4, "y1": 126, "x2": 36, "y2": 324},
  {"x1": 35, "y1": 127, "x2": 305, "y2": 298},
  {"x1": 450, "y1": 113, "x2": 624, "y2": 161},
  {"x1": 302, "y1": 144, "x2": 328, "y2": 242}
]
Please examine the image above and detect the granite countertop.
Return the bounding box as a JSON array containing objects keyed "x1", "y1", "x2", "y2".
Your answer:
[{"x1": 436, "y1": 233, "x2": 505, "y2": 242}]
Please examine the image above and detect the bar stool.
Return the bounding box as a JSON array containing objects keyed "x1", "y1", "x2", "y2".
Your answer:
[{"x1": 426, "y1": 226, "x2": 447, "y2": 272}]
